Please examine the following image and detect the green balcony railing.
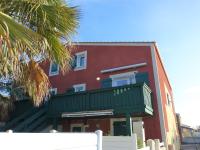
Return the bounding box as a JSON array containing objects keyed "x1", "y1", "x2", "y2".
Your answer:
[{"x1": 47, "y1": 83, "x2": 153, "y2": 118}]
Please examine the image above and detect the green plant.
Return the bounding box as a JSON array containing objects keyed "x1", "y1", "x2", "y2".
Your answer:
[{"x1": 137, "y1": 138, "x2": 144, "y2": 149}]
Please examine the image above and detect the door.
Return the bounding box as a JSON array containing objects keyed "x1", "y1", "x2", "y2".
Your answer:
[{"x1": 113, "y1": 121, "x2": 127, "y2": 136}]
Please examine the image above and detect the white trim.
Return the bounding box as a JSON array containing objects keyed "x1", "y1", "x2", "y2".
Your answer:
[
  {"x1": 49, "y1": 62, "x2": 59, "y2": 76},
  {"x1": 73, "y1": 42, "x2": 155, "y2": 46},
  {"x1": 62, "y1": 110, "x2": 113, "y2": 118},
  {"x1": 70, "y1": 123, "x2": 85, "y2": 132},
  {"x1": 151, "y1": 45, "x2": 167, "y2": 148},
  {"x1": 73, "y1": 83, "x2": 86, "y2": 92},
  {"x1": 101, "y1": 62, "x2": 147, "y2": 73},
  {"x1": 74, "y1": 51, "x2": 87, "y2": 71},
  {"x1": 49, "y1": 88, "x2": 57, "y2": 95}
]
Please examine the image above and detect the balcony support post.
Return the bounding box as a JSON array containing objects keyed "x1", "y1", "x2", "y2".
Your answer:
[{"x1": 126, "y1": 113, "x2": 133, "y2": 136}]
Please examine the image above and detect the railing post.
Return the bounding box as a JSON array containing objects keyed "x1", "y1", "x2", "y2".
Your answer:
[
  {"x1": 95, "y1": 130, "x2": 102, "y2": 150},
  {"x1": 126, "y1": 113, "x2": 132, "y2": 136},
  {"x1": 147, "y1": 139, "x2": 155, "y2": 150},
  {"x1": 154, "y1": 139, "x2": 160, "y2": 150}
]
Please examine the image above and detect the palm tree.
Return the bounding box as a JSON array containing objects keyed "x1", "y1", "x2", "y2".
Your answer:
[{"x1": 0, "y1": 0, "x2": 78, "y2": 121}]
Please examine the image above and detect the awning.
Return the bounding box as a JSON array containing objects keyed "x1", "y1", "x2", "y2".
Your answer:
[{"x1": 61, "y1": 109, "x2": 114, "y2": 118}]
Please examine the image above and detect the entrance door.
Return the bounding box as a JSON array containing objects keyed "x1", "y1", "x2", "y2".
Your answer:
[{"x1": 113, "y1": 121, "x2": 127, "y2": 136}]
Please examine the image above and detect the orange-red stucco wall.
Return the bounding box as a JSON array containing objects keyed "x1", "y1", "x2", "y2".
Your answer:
[{"x1": 154, "y1": 46, "x2": 179, "y2": 146}]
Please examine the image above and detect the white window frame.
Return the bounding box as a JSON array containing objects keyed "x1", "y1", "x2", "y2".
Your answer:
[
  {"x1": 49, "y1": 62, "x2": 59, "y2": 76},
  {"x1": 110, "y1": 71, "x2": 137, "y2": 87},
  {"x1": 73, "y1": 84, "x2": 86, "y2": 92},
  {"x1": 70, "y1": 123, "x2": 85, "y2": 132},
  {"x1": 74, "y1": 51, "x2": 87, "y2": 71},
  {"x1": 49, "y1": 88, "x2": 57, "y2": 95}
]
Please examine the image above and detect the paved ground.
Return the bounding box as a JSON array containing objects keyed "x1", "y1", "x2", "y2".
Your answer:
[{"x1": 181, "y1": 144, "x2": 200, "y2": 150}]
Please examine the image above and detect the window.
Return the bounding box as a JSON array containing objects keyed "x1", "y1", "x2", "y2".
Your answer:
[
  {"x1": 110, "y1": 71, "x2": 136, "y2": 87},
  {"x1": 49, "y1": 62, "x2": 59, "y2": 76},
  {"x1": 49, "y1": 88, "x2": 57, "y2": 95},
  {"x1": 73, "y1": 84, "x2": 86, "y2": 92},
  {"x1": 70, "y1": 124, "x2": 84, "y2": 132},
  {"x1": 167, "y1": 93, "x2": 171, "y2": 106},
  {"x1": 74, "y1": 51, "x2": 87, "y2": 71},
  {"x1": 164, "y1": 84, "x2": 172, "y2": 106}
]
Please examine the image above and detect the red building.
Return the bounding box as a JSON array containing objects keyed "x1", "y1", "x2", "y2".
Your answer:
[{"x1": 43, "y1": 42, "x2": 179, "y2": 149}]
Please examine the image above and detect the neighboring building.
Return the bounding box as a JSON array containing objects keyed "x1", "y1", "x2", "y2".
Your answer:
[
  {"x1": 181, "y1": 124, "x2": 195, "y2": 138},
  {"x1": 43, "y1": 42, "x2": 179, "y2": 149},
  {"x1": 176, "y1": 113, "x2": 182, "y2": 142}
]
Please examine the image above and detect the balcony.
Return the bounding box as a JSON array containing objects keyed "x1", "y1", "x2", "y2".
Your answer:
[{"x1": 47, "y1": 83, "x2": 153, "y2": 118}]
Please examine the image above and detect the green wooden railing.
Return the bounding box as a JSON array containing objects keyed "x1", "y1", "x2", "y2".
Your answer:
[{"x1": 48, "y1": 83, "x2": 153, "y2": 117}]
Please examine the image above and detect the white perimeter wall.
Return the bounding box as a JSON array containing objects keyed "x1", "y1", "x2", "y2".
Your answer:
[{"x1": 0, "y1": 131, "x2": 101, "y2": 150}]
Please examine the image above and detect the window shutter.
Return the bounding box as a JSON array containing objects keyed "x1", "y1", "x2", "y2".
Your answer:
[
  {"x1": 135, "y1": 72, "x2": 149, "y2": 85},
  {"x1": 66, "y1": 87, "x2": 75, "y2": 94},
  {"x1": 101, "y1": 78, "x2": 112, "y2": 88},
  {"x1": 70, "y1": 56, "x2": 77, "y2": 69}
]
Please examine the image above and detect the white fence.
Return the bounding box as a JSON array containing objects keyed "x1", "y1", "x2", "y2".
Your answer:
[
  {"x1": 103, "y1": 133, "x2": 137, "y2": 150},
  {"x1": 0, "y1": 130, "x2": 102, "y2": 150},
  {"x1": 0, "y1": 130, "x2": 167, "y2": 150}
]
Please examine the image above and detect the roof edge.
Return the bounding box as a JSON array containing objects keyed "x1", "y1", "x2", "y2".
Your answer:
[{"x1": 72, "y1": 41, "x2": 156, "y2": 46}]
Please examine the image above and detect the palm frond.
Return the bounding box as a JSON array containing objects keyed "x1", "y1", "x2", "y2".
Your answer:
[{"x1": 0, "y1": 0, "x2": 79, "y2": 114}]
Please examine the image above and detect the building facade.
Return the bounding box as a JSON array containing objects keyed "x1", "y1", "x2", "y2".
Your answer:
[{"x1": 43, "y1": 42, "x2": 179, "y2": 149}]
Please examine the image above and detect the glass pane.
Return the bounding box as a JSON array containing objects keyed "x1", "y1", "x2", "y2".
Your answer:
[
  {"x1": 72, "y1": 127, "x2": 82, "y2": 132},
  {"x1": 51, "y1": 63, "x2": 58, "y2": 73},
  {"x1": 79, "y1": 56, "x2": 85, "y2": 67},
  {"x1": 116, "y1": 79, "x2": 128, "y2": 86},
  {"x1": 75, "y1": 86, "x2": 84, "y2": 92}
]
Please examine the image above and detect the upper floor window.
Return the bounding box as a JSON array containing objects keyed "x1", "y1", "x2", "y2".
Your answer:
[
  {"x1": 49, "y1": 62, "x2": 59, "y2": 76},
  {"x1": 49, "y1": 88, "x2": 57, "y2": 96},
  {"x1": 73, "y1": 84, "x2": 86, "y2": 92},
  {"x1": 164, "y1": 84, "x2": 172, "y2": 106},
  {"x1": 74, "y1": 51, "x2": 87, "y2": 71},
  {"x1": 167, "y1": 93, "x2": 171, "y2": 106},
  {"x1": 110, "y1": 72, "x2": 136, "y2": 87}
]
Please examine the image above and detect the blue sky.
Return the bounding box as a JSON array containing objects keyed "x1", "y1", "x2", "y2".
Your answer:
[{"x1": 70, "y1": 0, "x2": 200, "y2": 127}]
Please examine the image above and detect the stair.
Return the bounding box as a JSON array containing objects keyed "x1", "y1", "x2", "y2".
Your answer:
[
  {"x1": 13, "y1": 108, "x2": 47, "y2": 132},
  {"x1": 0, "y1": 106, "x2": 48, "y2": 132}
]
